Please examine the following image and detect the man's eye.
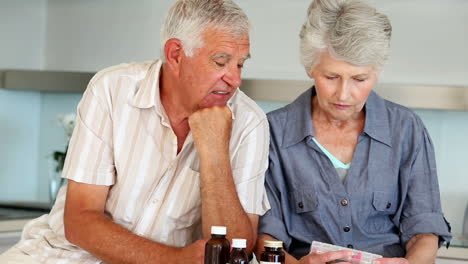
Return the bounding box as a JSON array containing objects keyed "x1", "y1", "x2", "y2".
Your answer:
[
  {"x1": 238, "y1": 64, "x2": 244, "y2": 69},
  {"x1": 215, "y1": 62, "x2": 225, "y2": 67},
  {"x1": 325, "y1": 76, "x2": 337, "y2": 80},
  {"x1": 354, "y1": 78, "x2": 366, "y2": 82}
]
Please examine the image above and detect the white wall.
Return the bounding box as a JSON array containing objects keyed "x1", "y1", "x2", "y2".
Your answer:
[
  {"x1": 0, "y1": 0, "x2": 47, "y2": 69},
  {"x1": 44, "y1": 0, "x2": 468, "y2": 86},
  {"x1": 44, "y1": 0, "x2": 171, "y2": 71}
]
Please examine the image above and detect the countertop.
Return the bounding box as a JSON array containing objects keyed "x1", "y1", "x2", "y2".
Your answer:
[{"x1": 0, "y1": 218, "x2": 467, "y2": 260}]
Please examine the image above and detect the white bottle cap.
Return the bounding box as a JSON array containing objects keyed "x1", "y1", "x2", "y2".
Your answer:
[
  {"x1": 232, "y1": 238, "x2": 247, "y2": 248},
  {"x1": 211, "y1": 226, "x2": 227, "y2": 235},
  {"x1": 264, "y1": 240, "x2": 283, "y2": 248}
]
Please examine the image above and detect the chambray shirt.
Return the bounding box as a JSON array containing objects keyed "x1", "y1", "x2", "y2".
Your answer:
[{"x1": 258, "y1": 87, "x2": 452, "y2": 258}]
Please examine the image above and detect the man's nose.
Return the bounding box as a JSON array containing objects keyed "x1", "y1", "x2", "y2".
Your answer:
[{"x1": 223, "y1": 65, "x2": 242, "y2": 88}]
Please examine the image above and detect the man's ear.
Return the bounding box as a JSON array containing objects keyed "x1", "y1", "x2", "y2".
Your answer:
[{"x1": 164, "y1": 38, "x2": 184, "y2": 75}]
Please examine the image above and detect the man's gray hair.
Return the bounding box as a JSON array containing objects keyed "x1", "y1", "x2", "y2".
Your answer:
[
  {"x1": 160, "y1": 0, "x2": 250, "y2": 61},
  {"x1": 299, "y1": 0, "x2": 392, "y2": 72}
]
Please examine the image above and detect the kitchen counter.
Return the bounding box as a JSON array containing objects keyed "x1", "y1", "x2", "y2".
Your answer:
[
  {"x1": 0, "y1": 216, "x2": 467, "y2": 261},
  {"x1": 0, "y1": 202, "x2": 50, "y2": 232},
  {"x1": 0, "y1": 218, "x2": 32, "y2": 233},
  {"x1": 437, "y1": 236, "x2": 468, "y2": 261}
]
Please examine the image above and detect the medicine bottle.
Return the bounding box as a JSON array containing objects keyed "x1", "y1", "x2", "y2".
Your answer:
[
  {"x1": 229, "y1": 238, "x2": 249, "y2": 264},
  {"x1": 260, "y1": 240, "x2": 285, "y2": 264},
  {"x1": 204, "y1": 226, "x2": 230, "y2": 264}
]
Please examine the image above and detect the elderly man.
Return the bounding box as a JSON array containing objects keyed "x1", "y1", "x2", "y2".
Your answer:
[{"x1": 0, "y1": 0, "x2": 270, "y2": 263}]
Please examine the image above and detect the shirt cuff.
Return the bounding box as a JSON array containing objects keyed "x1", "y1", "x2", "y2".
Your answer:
[
  {"x1": 63, "y1": 167, "x2": 115, "y2": 186},
  {"x1": 400, "y1": 212, "x2": 452, "y2": 247},
  {"x1": 258, "y1": 214, "x2": 292, "y2": 250}
]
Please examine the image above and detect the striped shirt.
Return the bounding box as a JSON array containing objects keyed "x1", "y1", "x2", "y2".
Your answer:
[{"x1": 15, "y1": 60, "x2": 270, "y2": 263}]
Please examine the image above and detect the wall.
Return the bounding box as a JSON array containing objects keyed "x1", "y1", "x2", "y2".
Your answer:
[
  {"x1": 0, "y1": 0, "x2": 47, "y2": 70},
  {"x1": 0, "y1": 0, "x2": 47, "y2": 201},
  {"x1": 43, "y1": 0, "x2": 468, "y2": 86},
  {"x1": 44, "y1": 0, "x2": 171, "y2": 71}
]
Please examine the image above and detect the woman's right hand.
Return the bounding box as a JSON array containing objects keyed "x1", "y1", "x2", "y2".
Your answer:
[{"x1": 297, "y1": 250, "x2": 354, "y2": 264}]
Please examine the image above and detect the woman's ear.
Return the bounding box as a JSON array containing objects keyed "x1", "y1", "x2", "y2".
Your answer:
[
  {"x1": 307, "y1": 68, "x2": 315, "y2": 79},
  {"x1": 164, "y1": 38, "x2": 184, "y2": 75}
]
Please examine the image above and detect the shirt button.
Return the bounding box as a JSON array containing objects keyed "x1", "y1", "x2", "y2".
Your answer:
[
  {"x1": 343, "y1": 226, "x2": 351, "y2": 232},
  {"x1": 298, "y1": 202, "x2": 304, "y2": 209},
  {"x1": 347, "y1": 244, "x2": 354, "y2": 249},
  {"x1": 341, "y1": 199, "x2": 349, "y2": 206},
  {"x1": 386, "y1": 202, "x2": 392, "y2": 209}
]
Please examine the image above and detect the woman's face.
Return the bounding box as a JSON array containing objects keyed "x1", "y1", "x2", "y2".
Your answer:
[{"x1": 309, "y1": 52, "x2": 378, "y2": 121}]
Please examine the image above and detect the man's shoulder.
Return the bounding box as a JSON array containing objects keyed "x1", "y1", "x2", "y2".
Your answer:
[{"x1": 89, "y1": 60, "x2": 157, "y2": 86}]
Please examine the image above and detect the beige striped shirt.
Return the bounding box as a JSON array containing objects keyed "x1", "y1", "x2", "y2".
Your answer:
[{"x1": 15, "y1": 60, "x2": 270, "y2": 263}]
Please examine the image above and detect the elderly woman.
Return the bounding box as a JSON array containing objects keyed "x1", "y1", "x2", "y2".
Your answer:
[{"x1": 256, "y1": 0, "x2": 451, "y2": 263}]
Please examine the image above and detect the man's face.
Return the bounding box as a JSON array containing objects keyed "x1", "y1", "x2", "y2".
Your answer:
[{"x1": 178, "y1": 27, "x2": 250, "y2": 111}]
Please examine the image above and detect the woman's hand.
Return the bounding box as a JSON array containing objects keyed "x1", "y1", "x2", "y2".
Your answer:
[
  {"x1": 297, "y1": 250, "x2": 353, "y2": 264},
  {"x1": 373, "y1": 258, "x2": 409, "y2": 264}
]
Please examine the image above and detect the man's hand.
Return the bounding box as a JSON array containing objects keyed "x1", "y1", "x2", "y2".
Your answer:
[
  {"x1": 188, "y1": 106, "x2": 232, "y2": 157},
  {"x1": 297, "y1": 250, "x2": 354, "y2": 264},
  {"x1": 373, "y1": 258, "x2": 409, "y2": 264},
  {"x1": 174, "y1": 240, "x2": 206, "y2": 264}
]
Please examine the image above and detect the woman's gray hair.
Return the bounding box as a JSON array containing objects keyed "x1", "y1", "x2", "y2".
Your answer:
[
  {"x1": 299, "y1": 0, "x2": 392, "y2": 72},
  {"x1": 160, "y1": 0, "x2": 250, "y2": 60}
]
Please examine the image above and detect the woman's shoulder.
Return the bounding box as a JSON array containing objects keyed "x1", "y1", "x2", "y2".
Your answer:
[
  {"x1": 382, "y1": 98, "x2": 425, "y2": 127},
  {"x1": 373, "y1": 93, "x2": 428, "y2": 142}
]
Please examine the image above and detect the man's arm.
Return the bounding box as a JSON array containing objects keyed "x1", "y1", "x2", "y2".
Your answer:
[
  {"x1": 189, "y1": 106, "x2": 259, "y2": 254},
  {"x1": 199, "y1": 149, "x2": 259, "y2": 253},
  {"x1": 64, "y1": 180, "x2": 205, "y2": 264}
]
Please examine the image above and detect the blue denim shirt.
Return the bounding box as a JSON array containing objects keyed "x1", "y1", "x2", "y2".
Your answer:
[{"x1": 258, "y1": 87, "x2": 452, "y2": 258}]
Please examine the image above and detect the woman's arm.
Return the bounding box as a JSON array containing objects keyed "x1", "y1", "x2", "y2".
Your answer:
[
  {"x1": 374, "y1": 234, "x2": 438, "y2": 264},
  {"x1": 405, "y1": 234, "x2": 439, "y2": 264}
]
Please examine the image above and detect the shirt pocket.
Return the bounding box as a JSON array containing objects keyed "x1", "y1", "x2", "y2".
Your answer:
[
  {"x1": 166, "y1": 167, "x2": 202, "y2": 229},
  {"x1": 290, "y1": 187, "x2": 326, "y2": 237},
  {"x1": 291, "y1": 187, "x2": 319, "y2": 214},
  {"x1": 362, "y1": 191, "x2": 398, "y2": 234}
]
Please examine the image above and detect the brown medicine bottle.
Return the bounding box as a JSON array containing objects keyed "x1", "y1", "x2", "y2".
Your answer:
[
  {"x1": 229, "y1": 238, "x2": 249, "y2": 264},
  {"x1": 204, "y1": 226, "x2": 230, "y2": 264},
  {"x1": 260, "y1": 240, "x2": 285, "y2": 264}
]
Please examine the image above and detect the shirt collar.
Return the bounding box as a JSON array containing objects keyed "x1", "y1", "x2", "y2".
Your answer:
[
  {"x1": 282, "y1": 88, "x2": 315, "y2": 148},
  {"x1": 362, "y1": 90, "x2": 392, "y2": 147},
  {"x1": 282, "y1": 86, "x2": 392, "y2": 148},
  {"x1": 129, "y1": 59, "x2": 162, "y2": 110}
]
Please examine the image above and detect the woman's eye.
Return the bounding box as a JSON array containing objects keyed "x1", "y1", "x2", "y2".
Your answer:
[
  {"x1": 238, "y1": 64, "x2": 244, "y2": 69},
  {"x1": 354, "y1": 78, "x2": 366, "y2": 82},
  {"x1": 325, "y1": 76, "x2": 337, "y2": 80},
  {"x1": 215, "y1": 62, "x2": 225, "y2": 67}
]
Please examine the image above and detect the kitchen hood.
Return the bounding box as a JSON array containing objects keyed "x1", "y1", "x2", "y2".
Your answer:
[{"x1": 1, "y1": 69, "x2": 468, "y2": 111}]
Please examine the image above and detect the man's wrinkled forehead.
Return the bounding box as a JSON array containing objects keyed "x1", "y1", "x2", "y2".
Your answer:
[{"x1": 212, "y1": 53, "x2": 251, "y2": 61}]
